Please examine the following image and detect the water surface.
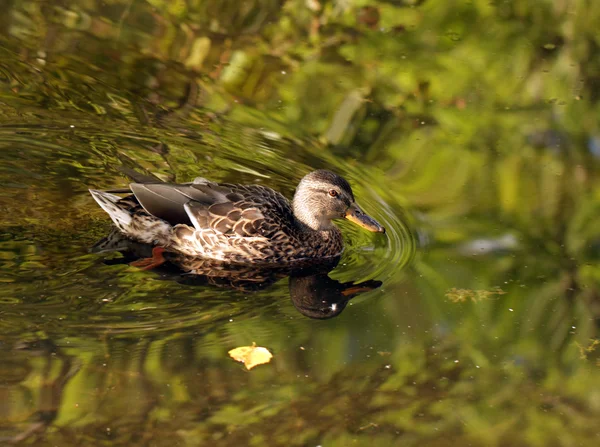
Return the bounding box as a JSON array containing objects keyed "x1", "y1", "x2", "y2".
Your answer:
[{"x1": 1, "y1": 1, "x2": 599, "y2": 446}]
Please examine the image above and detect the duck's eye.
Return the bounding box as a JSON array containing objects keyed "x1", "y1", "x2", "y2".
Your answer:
[{"x1": 328, "y1": 189, "x2": 339, "y2": 198}]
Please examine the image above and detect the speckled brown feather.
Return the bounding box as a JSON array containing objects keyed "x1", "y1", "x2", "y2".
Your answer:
[{"x1": 90, "y1": 180, "x2": 343, "y2": 265}]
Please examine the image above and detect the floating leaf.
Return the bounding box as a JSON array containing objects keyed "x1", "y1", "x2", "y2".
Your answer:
[{"x1": 228, "y1": 343, "x2": 273, "y2": 370}]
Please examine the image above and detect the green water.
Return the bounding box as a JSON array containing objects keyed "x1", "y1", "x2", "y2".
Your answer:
[{"x1": 1, "y1": 1, "x2": 599, "y2": 445}]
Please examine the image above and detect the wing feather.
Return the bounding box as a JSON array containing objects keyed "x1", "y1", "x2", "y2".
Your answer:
[
  {"x1": 130, "y1": 183, "x2": 193, "y2": 225},
  {"x1": 130, "y1": 181, "x2": 293, "y2": 240}
]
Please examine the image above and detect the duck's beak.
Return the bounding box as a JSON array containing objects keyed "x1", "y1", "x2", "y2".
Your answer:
[{"x1": 344, "y1": 203, "x2": 385, "y2": 233}]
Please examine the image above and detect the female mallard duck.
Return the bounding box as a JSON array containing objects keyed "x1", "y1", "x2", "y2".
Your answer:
[{"x1": 89, "y1": 170, "x2": 385, "y2": 265}]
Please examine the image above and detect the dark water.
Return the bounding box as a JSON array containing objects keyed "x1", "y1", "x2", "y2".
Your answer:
[{"x1": 1, "y1": 1, "x2": 600, "y2": 446}]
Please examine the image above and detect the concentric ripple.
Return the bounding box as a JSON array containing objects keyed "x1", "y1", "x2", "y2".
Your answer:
[{"x1": 0, "y1": 113, "x2": 416, "y2": 336}]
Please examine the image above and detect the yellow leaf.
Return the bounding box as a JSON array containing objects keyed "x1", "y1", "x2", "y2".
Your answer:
[{"x1": 228, "y1": 343, "x2": 273, "y2": 370}]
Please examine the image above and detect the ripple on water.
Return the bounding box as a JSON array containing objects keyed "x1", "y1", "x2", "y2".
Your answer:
[{"x1": 0, "y1": 118, "x2": 416, "y2": 336}]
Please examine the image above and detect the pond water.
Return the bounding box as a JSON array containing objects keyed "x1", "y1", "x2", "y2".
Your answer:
[{"x1": 1, "y1": 1, "x2": 600, "y2": 446}]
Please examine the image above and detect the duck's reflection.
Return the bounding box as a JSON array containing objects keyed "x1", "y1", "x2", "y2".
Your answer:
[
  {"x1": 93, "y1": 230, "x2": 381, "y2": 319},
  {"x1": 288, "y1": 273, "x2": 381, "y2": 319}
]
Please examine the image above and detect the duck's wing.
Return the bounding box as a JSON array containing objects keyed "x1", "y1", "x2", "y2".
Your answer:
[
  {"x1": 130, "y1": 182, "x2": 294, "y2": 238},
  {"x1": 129, "y1": 182, "x2": 207, "y2": 226},
  {"x1": 183, "y1": 183, "x2": 295, "y2": 238}
]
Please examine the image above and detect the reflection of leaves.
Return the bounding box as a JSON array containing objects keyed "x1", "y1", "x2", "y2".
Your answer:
[
  {"x1": 576, "y1": 339, "x2": 600, "y2": 360},
  {"x1": 445, "y1": 287, "x2": 506, "y2": 303},
  {"x1": 2, "y1": 1, "x2": 600, "y2": 445},
  {"x1": 228, "y1": 343, "x2": 273, "y2": 370}
]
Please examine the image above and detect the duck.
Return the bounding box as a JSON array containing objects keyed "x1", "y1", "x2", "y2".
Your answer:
[{"x1": 89, "y1": 169, "x2": 385, "y2": 266}]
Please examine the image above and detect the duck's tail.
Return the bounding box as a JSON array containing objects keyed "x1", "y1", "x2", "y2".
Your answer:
[
  {"x1": 89, "y1": 189, "x2": 133, "y2": 232},
  {"x1": 89, "y1": 189, "x2": 173, "y2": 246}
]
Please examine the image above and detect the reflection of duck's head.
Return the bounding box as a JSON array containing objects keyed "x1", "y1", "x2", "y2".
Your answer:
[
  {"x1": 289, "y1": 273, "x2": 382, "y2": 319},
  {"x1": 294, "y1": 170, "x2": 385, "y2": 233}
]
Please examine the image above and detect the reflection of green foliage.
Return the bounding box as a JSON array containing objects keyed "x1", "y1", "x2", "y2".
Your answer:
[
  {"x1": 445, "y1": 287, "x2": 506, "y2": 303},
  {"x1": 576, "y1": 339, "x2": 600, "y2": 360},
  {"x1": 1, "y1": 0, "x2": 600, "y2": 446}
]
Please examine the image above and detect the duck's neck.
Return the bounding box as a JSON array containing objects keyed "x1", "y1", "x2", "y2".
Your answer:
[
  {"x1": 295, "y1": 219, "x2": 343, "y2": 258},
  {"x1": 294, "y1": 214, "x2": 335, "y2": 232},
  {"x1": 292, "y1": 206, "x2": 341, "y2": 245},
  {"x1": 293, "y1": 193, "x2": 335, "y2": 232}
]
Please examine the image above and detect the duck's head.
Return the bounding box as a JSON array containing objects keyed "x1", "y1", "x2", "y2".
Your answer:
[{"x1": 292, "y1": 170, "x2": 385, "y2": 233}]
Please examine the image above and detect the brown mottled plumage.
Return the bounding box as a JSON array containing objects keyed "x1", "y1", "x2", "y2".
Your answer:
[{"x1": 89, "y1": 170, "x2": 385, "y2": 265}]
